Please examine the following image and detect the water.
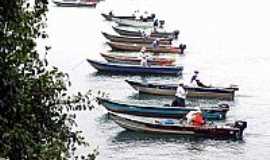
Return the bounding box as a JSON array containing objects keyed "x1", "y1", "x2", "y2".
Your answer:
[{"x1": 46, "y1": 0, "x2": 270, "y2": 159}]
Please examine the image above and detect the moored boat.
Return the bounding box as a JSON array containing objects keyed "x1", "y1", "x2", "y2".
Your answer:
[
  {"x1": 52, "y1": 0, "x2": 97, "y2": 7},
  {"x1": 100, "y1": 53, "x2": 175, "y2": 66},
  {"x1": 101, "y1": 32, "x2": 172, "y2": 45},
  {"x1": 86, "y1": 59, "x2": 183, "y2": 75},
  {"x1": 107, "y1": 42, "x2": 186, "y2": 54},
  {"x1": 112, "y1": 17, "x2": 155, "y2": 28},
  {"x1": 112, "y1": 26, "x2": 179, "y2": 39},
  {"x1": 101, "y1": 12, "x2": 155, "y2": 21},
  {"x1": 97, "y1": 97, "x2": 230, "y2": 120},
  {"x1": 125, "y1": 79, "x2": 238, "y2": 100},
  {"x1": 109, "y1": 112, "x2": 247, "y2": 140}
]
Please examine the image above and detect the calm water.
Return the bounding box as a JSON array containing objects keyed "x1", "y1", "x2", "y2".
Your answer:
[{"x1": 46, "y1": 0, "x2": 270, "y2": 159}]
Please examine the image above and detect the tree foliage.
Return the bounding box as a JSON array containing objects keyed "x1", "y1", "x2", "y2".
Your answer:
[{"x1": 0, "y1": 0, "x2": 96, "y2": 159}]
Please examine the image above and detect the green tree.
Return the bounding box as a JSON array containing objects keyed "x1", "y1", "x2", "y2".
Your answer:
[{"x1": 0, "y1": 0, "x2": 96, "y2": 159}]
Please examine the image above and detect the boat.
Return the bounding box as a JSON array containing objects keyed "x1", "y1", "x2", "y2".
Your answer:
[
  {"x1": 101, "y1": 32, "x2": 172, "y2": 45},
  {"x1": 125, "y1": 79, "x2": 239, "y2": 100},
  {"x1": 101, "y1": 12, "x2": 155, "y2": 21},
  {"x1": 52, "y1": 0, "x2": 97, "y2": 7},
  {"x1": 96, "y1": 97, "x2": 230, "y2": 120},
  {"x1": 112, "y1": 26, "x2": 179, "y2": 39},
  {"x1": 109, "y1": 112, "x2": 247, "y2": 140},
  {"x1": 112, "y1": 17, "x2": 155, "y2": 28},
  {"x1": 107, "y1": 42, "x2": 186, "y2": 54},
  {"x1": 86, "y1": 59, "x2": 183, "y2": 75},
  {"x1": 100, "y1": 53, "x2": 175, "y2": 66}
]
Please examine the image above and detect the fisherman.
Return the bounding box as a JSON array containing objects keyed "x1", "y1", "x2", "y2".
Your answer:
[
  {"x1": 139, "y1": 47, "x2": 150, "y2": 67},
  {"x1": 153, "y1": 19, "x2": 159, "y2": 31},
  {"x1": 151, "y1": 38, "x2": 160, "y2": 49},
  {"x1": 186, "y1": 107, "x2": 205, "y2": 126},
  {"x1": 190, "y1": 70, "x2": 210, "y2": 88},
  {"x1": 171, "y1": 79, "x2": 187, "y2": 107}
]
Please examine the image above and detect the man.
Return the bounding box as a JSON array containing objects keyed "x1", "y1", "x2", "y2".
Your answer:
[
  {"x1": 139, "y1": 47, "x2": 150, "y2": 67},
  {"x1": 190, "y1": 70, "x2": 209, "y2": 88},
  {"x1": 171, "y1": 79, "x2": 187, "y2": 107},
  {"x1": 151, "y1": 38, "x2": 160, "y2": 49},
  {"x1": 186, "y1": 107, "x2": 205, "y2": 126}
]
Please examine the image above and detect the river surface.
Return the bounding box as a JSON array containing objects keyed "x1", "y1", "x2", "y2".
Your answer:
[{"x1": 46, "y1": 0, "x2": 270, "y2": 159}]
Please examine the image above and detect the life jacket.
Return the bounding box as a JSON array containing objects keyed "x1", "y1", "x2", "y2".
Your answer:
[{"x1": 192, "y1": 113, "x2": 204, "y2": 126}]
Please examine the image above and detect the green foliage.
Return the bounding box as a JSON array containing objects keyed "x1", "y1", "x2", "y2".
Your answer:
[{"x1": 0, "y1": 0, "x2": 97, "y2": 159}]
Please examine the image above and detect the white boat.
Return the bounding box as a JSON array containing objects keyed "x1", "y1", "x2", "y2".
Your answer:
[
  {"x1": 52, "y1": 0, "x2": 97, "y2": 7},
  {"x1": 112, "y1": 17, "x2": 154, "y2": 28}
]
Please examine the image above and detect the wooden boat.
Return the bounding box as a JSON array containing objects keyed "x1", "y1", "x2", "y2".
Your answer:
[
  {"x1": 112, "y1": 26, "x2": 179, "y2": 39},
  {"x1": 125, "y1": 80, "x2": 239, "y2": 100},
  {"x1": 109, "y1": 112, "x2": 247, "y2": 140},
  {"x1": 107, "y1": 42, "x2": 186, "y2": 54},
  {"x1": 101, "y1": 12, "x2": 155, "y2": 21},
  {"x1": 52, "y1": 0, "x2": 97, "y2": 7},
  {"x1": 86, "y1": 59, "x2": 183, "y2": 75},
  {"x1": 101, "y1": 32, "x2": 172, "y2": 45},
  {"x1": 100, "y1": 53, "x2": 175, "y2": 66},
  {"x1": 97, "y1": 97, "x2": 230, "y2": 120},
  {"x1": 112, "y1": 17, "x2": 154, "y2": 28}
]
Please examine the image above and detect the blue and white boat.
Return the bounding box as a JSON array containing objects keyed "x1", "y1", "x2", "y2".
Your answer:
[
  {"x1": 86, "y1": 59, "x2": 183, "y2": 75},
  {"x1": 97, "y1": 97, "x2": 230, "y2": 120}
]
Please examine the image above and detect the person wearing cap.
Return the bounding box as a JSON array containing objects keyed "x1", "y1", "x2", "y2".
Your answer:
[
  {"x1": 190, "y1": 70, "x2": 209, "y2": 88},
  {"x1": 171, "y1": 79, "x2": 187, "y2": 107},
  {"x1": 186, "y1": 107, "x2": 205, "y2": 126}
]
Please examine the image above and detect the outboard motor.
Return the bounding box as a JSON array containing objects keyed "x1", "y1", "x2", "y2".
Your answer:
[
  {"x1": 159, "y1": 20, "x2": 165, "y2": 28},
  {"x1": 234, "y1": 121, "x2": 247, "y2": 139},
  {"x1": 218, "y1": 103, "x2": 230, "y2": 111},
  {"x1": 179, "y1": 43, "x2": 187, "y2": 54},
  {"x1": 173, "y1": 30, "x2": 180, "y2": 39},
  {"x1": 109, "y1": 11, "x2": 113, "y2": 16},
  {"x1": 150, "y1": 13, "x2": 156, "y2": 19}
]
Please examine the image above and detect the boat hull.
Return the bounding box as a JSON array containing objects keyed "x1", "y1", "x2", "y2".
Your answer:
[
  {"x1": 107, "y1": 42, "x2": 183, "y2": 54},
  {"x1": 86, "y1": 59, "x2": 183, "y2": 75},
  {"x1": 112, "y1": 26, "x2": 179, "y2": 39},
  {"x1": 100, "y1": 53, "x2": 175, "y2": 66},
  {"x1": 109, "y1": 113, "x2": 247, "y2": 140},
  {"x1": 125, "y1": 80, "x2": 236, "y2": 100},
  {"x1": 101, "y1": 32, "x2": 172, "y2": 45},
  {"x1": 112, "y1": 18, "x2": 154, "y2": 28},
  {"x1": 53, "y1": 0, "x2": 97, "y2": 7},
  {"x1": 97, "y1": 98, "x2": 229, "y2": 120}
]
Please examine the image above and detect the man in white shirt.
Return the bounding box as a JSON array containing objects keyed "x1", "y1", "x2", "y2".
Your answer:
[{"x1": 171, "y1": 79, "x2": 187, "y2": 107}]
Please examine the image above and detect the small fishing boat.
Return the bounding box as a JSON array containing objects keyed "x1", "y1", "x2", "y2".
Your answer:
[
  {"x1": 125, "y1": 79, "x2": 239, "y2": 100},
  {"x1": 86, "y1": 59, "x2": 183, "y2": 75},
  {"x1": 97, "y1": 97, "x2": 230, "y2": 120},
  {"x1": 112, "y1": 17, "x2": 155, "y2": 28},
  {"x1": 109, "y1": 112, "x2": 247, "y2": 140},
  {"x1": 101, "y1": 32, "x2": 172, "y2": 45},
  {"x1": 52, "y1": 0, "x2": 97, "y2": 7},
  {"x1": 101, "y1": 12, "x2": 155, "y2": 21},
  {"x1": 107, "y1": 42, "x2": 186, "y2": 54},
  {"x1": 100, "y1": 53, "x2": 175, "y2": 66},
  {"x1": 112, "y1": 26, "x2": 179, "y2": 39}
]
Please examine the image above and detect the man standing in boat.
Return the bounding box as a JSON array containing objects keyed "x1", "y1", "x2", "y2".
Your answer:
[
  {"x1": 171, "y1": 79, "x2": 187, "y2": 107},
  {"x1": 140, "y1": 47, "x2": 150, "y2": 67},
  {"x1": 190, "y1": 70, "x2": 210, "y2": 88}
]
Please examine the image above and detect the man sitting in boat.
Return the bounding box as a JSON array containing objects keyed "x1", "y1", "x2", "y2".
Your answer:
[
  {"x1": 186, "y1": 107, "x2": 205, "y2": 126},
  {"x1": 171, "y1": 79, "x2": 187, "y2": 107},
  {"x1": 190, "y1": 70, "x2": 210, "y2": 88},
  {"x1": 151, "y1": 38, "x2": 160, "y2": 49},
  {"x1": 139, "y1": 47, "x2": 150, "y2": 67}
]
